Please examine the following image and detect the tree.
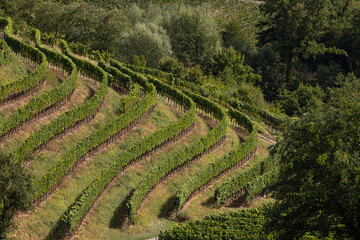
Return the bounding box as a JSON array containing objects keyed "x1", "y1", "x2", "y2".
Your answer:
[
  {"x1": 117, "y1": 22, "x2": 172, "y2": 67},
  {"x1": 258, "y1": 0, "x2": 347, "y2": 83},
  {"x1": 34, "y1": 2, "x2": 66, "y2": 46},
  {"x1": 164, "y1": 4, "x2": 221, "y2": 66},
  {"x1": 266, "y1": 75, "x2": 360, "y2": 239},
  {"x1": 248, "y1": 44, "x2": 287, "y2": 101},
  {"x1": 279, "y1": 83, "x2": 325, "y2": 116},
  {"x1": 211, "y1": 47, "x2": 260, "y2": 84},
  {"x1": 0, "y1": 153, "x2": 33, "y2": 238}
]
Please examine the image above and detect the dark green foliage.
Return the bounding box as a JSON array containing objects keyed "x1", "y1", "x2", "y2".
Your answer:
[
  {"x1": 279, "y1": 83, "x2": 325, "y2": 116},
  {"x1": 258, "y1": 0, "x2": 347, "y2": 81},
  {"x1": 247, "y1": 44, "x2": 287, "y2": 101},
  {"x1": 315, "y1": 63, "x2": 344, "y2": 89},
  {"x1": 164, "y1": 4, "x2": 221, "y2": 66},
  {"x1": 0, "y1": 153, "x2": 33, "y2": 238},
  {"x1": 117, "y1": 22, "x2": 172, "y2": 68},
  {"x1": 265, "y1": 76, "x2": 360, "y2": 239},
  {"x1": 159, "y1": 207, "x2": 270, "y2": 240},
  {"x1": 211, "y1": 47, "x2": 260, "y2": 85}
]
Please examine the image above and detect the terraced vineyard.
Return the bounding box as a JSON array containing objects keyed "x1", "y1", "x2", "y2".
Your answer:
[{"x1": 1, "y1": 18, "x2": 283, "y2": 240}]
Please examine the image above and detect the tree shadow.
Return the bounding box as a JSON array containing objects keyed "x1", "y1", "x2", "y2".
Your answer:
[
  {"x1": 158, "y1": 195, "x2": 177, "y2": 219},
  {"x1": 109, "y1": 189, "x2": 134, "y2": 229},
  {"x1": 45, "y1": 216, "x2": 68, "y2": 240},
  {"x1": 226, "y1": 195, "x2": 247, "y2": 208},
  {"x1": 200, "y1": 196, "x2": 220, "y2": 209}
]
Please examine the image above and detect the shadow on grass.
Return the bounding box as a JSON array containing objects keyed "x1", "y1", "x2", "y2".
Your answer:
[
  {"x1": 158, "y1": 195, "x2": 176, "y2": 219},
  {"x1": 45, "y1": 217, "x2": 68, "y2": 240},
  {"x1": 201, "y1": 196, "x2": 220, "y2": 209},
  {"x1": 226, "y1": 195, "x2": 246, "y2": 208},
  {"x1": 109, "y1": 189, "x2": 134, "y2": 229}
]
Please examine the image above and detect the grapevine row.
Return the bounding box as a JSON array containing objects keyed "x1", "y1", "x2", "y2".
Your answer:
[
  {"x1": 127, "y1": 88, "x2": 228, "y2": 220},
  {"x1": 98, "y1": 60, "x2": 139, "y2": 112},
  {"x1": 175, "y1": 108, "x2": 258, "y2": 210},
  {"x1": 245, "y1": 165, "x2": 280, "y2": 200},
  {"x1": 0, "y1": 22, "x2": 80, "y2": 140},
  {"x1": 214, "y1": 150, "x2": 280, "y2": 204},
  {"x1": 126, "y1": 62, "x2": 286, "y2": 130},
  {"x1": 0, "y1": 18, "x2": 47, "y2": 106},
  {"x1": 32, "y1": 63, "x2": 153, "y2": 202},
  {"x1": 0, "y1": 38, "x2": 11, "y2": 65},
  {"x1": 9, "y1": 29, "x2": 79, "y2": 162},
  {"x1": 60, "y1": 64, "x2": 196, "y2": 233},
  {"x1": 158, "y1": 207, "x2": 268, "y2": 240}
]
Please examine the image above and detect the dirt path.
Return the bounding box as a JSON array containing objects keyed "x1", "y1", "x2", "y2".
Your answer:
[{"x1": 258, "y1": 133, "x2": 276, "y2": 145}]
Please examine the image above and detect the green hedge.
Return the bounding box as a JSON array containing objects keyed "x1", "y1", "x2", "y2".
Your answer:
[
  {"x1": 127, "y1": 89, "x2": 228, "y2": 220},
  {"x1": 214, "y1": 150, "x2": 280, "y2": 204},
  {"x1": 98, "y1": 60, "x2": 139, "y2": 112},
  {"x1": 175, "y1": 108, "x2": 258, "y2": 210},
  {"x1": 0, "y1": 18, "x2": 47, "y2": 105},
  {"x1": 60, "y1": 64, "x2": 196, "y2": 232}
]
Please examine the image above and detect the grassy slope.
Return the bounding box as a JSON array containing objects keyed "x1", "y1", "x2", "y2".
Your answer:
[{"x1": 0, "y1": 54, "x2": 28, "y2": 86}]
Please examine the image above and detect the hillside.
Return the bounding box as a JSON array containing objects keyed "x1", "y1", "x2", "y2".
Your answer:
[
  {"x1": 0, "y1": 18, "x2": 281, "y2": 240},
  {"x1": 1, "y1": 1, "x2": 359, "y2": 239}
]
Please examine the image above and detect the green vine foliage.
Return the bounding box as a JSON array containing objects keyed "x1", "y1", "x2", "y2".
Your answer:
[
  {"x1": 158, "y1": 207, "x2": 270, "y2": 240},
  {"x1": 214, "y1": 150, "x2": 280, "y2": 204},
  {"x1": 0, "y1": 18, "x2": 47, "y2": 105},
  {"x1": 126, "y1": 61, "x2": 286, "y2": 129},
  {"x1": 32, "y1": 62, "x2": 146, "y2": 201},
  {"x1": 60, "y1": 63, "x2": 196, "y2": 233},
  {"x1": 0, "y1": 38, "x2": 11, "y2": 65},
  {"x1": 9, "y1": 29, "x2": 79, "y2": 163},
  {"x1": 228, "y1": 98, "x2": 285, "y2": 130},
  {"x1": 98, "y1": 60, "x2": 139, "y2": 112},
  {"x1": 175, "y1": 108, "x2": 258, "y2": 210},
  {"x1": 127, "y1": 89, "x2": 228, "y2": 220},
  {"x1": 245, "y1": 166, "x2": 280, "y2": 200}
]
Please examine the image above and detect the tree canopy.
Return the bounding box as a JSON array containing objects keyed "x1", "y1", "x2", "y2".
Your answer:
[
  {"x1": 266, "y1": 74, "x2": 360, "y2": 239},
  {"x1": 0, "y1": 153, "x2": 33, "y2": 238}
]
